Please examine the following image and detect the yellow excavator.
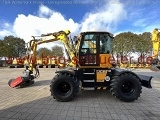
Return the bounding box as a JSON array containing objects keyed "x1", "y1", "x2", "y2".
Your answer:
[
  {"x1": 150, "y1": 28, "x2": 160, "y2": 71},
  {"x1": 8, "y1": 30, "x2": 153, "y2": 102}
]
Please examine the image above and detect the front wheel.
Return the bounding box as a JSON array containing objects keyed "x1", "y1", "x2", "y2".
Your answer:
[
  {"x1": 110, "y1": 73, "x2": 142, "y2": 102},
  {"x1": 50, "y1": 73, "x2": 79, "y2": 102}
]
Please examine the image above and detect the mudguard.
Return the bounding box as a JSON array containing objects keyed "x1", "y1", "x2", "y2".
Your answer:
[
  {"x1": 112, "y1": 68, "x2": 152, "y2": 88},
  {"x1": 10, "y1": 77, "x2": 23, "y2": 88},
  {"x1": 55, "y1": 69, "x2": 76, "y2": 76}
]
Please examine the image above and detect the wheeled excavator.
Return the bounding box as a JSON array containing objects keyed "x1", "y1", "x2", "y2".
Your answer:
[
  {"x1": 8, "y1": 30, "x2": 152, "y2": 102},
  {"x1": 150, "y1": 28, "x2": 160, "y2": 71}
]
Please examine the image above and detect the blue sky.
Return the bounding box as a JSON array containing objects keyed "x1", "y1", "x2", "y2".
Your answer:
[{"x1": 0, "y1": 0, "x2": 160, "y2": 46}]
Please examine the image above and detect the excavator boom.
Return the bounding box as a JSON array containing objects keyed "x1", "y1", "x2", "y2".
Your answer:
[
  {"x1": 152, "y1": 28, "x2": 160, "y2": 58},
  {"x1": 26, "y1": 30, "x2": 77, "y2": 71},
  {"x1": 150, "y1": 28, "x2": 160, "y2": 71}
]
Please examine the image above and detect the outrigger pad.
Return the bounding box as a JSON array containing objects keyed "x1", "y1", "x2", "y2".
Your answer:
[
  {"x1": 150, "y1": 65, "x2": 160, "y2": 72},
  {"x1": 137, "y1": 74, "x2": 153, "y2": 88}
]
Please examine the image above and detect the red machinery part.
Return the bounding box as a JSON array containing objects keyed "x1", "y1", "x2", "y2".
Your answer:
[{"x1": 10, "y1": 77, "x2": 23, "y2": 88}]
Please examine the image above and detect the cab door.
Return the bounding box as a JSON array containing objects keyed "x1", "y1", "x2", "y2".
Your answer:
[
  {"x1": 99, "y1": 33, "x2": 113, "y2": 68},
  {"x1": 79, "y1": 33, "x2": 99, "y2": 66}
]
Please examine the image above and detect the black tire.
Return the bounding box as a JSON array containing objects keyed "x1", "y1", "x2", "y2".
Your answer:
[
  {"x1": 50, "y1": 73, "x2": 79, "y2": 102},
  {"x1": 110, "y1": 73, "x2": 142, "y2": 102}
]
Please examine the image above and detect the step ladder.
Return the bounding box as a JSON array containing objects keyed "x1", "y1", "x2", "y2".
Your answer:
[{"x1": 81, "y1": 69, "x2": 95, "y2": 90}]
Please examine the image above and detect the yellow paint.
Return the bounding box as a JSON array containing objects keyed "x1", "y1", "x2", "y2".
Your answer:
[
  {"x1": 12, "y1": 58, "x2": 17, "y2": 65},
  {"x1": 138, "y1": 64, "x2": 144, "y2": 68},
  {"x1": 152, "y1": 29, "x2": 160, "y2": 58},
  {"x1": 48, "y1": 57, "x2": 56, "y2": 65},
  {"x1": 145, "y1": 64, "x2": 150, "y2": 68},
  {"x1": 130, "y1": 63, "x2": 137, "y2": 68},
  {"x1": 100, "y1": 54, "x2": 112, "y2": 68},
  {"x1": 96, "y1": 70, "x2": 107, "y2": 82}
]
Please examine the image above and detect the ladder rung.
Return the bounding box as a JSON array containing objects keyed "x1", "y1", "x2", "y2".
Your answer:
[
  {"x1": 82, "y1": 87, "x2": 94, "y2": 90},
  {"x1": 83, "y1": 73, "x2": 94, "y2": 74},
  {"x1": 83, "y1": 80, "x2": 94, "y2": 82}
]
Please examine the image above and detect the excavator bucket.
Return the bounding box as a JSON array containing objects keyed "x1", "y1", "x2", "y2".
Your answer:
[
  {"x1": 9, "y1": 77, "x2": 23, "y2": 88},
  {"x1": 150, "y1": 65, "x2": 160, "y2": 71}
]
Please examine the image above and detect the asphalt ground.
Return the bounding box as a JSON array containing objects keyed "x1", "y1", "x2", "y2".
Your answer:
[{"x1": 0, "y1": 68, "x2": 160, "y2": 120}]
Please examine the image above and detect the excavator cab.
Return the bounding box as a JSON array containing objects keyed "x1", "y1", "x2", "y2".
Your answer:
[{"x1": 78, "y1": 32, "x2": 113, "y2": 67}]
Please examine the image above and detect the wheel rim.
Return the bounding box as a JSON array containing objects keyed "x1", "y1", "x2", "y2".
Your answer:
[
  {"x1": 121, "y1": 81, "x2": 135, "y2": 95},
  {"x1": 57, "y1": 82, "x2": 71, "y2": 94}
]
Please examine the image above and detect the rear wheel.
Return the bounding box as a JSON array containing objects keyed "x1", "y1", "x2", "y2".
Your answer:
[
  {"x1": 50, "y1": 73, "x2": 79, "y2": 102},
  {"x1": 110, "y1": 73, "x2": 142, "y2": 102}
]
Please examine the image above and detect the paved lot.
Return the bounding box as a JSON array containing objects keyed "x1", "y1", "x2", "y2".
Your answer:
[{"x1": 0, "y1": 68, "x2": 160, "y2": 120}]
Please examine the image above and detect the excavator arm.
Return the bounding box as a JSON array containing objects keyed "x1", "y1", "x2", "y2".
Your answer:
[
  {"x1": 8, "y1": 30, "x2": 77, "y2": 88},
  {"x1": 26, "y1": 30, "x2": 76, "y2": 73}
]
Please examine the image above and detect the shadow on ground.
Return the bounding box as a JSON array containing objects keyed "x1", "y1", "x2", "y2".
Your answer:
[{"x1": 31, "y1": 79, "x2": 52, "y2": 87}]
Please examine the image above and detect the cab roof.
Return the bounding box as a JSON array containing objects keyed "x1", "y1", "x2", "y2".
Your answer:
[{"x1": 80, "y1": 31, "x2": 114, "y2": 38}]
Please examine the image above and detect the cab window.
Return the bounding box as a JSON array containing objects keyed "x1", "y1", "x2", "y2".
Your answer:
[
  {"x1": 100, "y1": 34, "x2": 112, "y2": 54},
  {"x1": 81, "y1": 34, "x2": 97, "y2": 54}
]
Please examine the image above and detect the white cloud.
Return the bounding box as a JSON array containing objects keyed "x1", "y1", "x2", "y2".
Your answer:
[
  {"x1": 133, "y1": 19, "x2": 148, "y2": 27},
  {"x1": 1, "y1": 0, "x2": 126, "y2": 49},
  {"x1": 1, "y1": 0, "x2": 159, "y2": 43},
  {"x1": 38, "y1": 4, "x2": 53, "y2": 17},
  {"x1": 13, "y1": 5, "x2": 80, "y2": 46},
  {"x1": 4, "y1": 22, "x2": 11, "y2": 28},
  {"x1": 0, "y1": 29, "x2": 13, "y2": 37},
  {"x1": 0, "y1": 21, "x2": 14, "y2": 38},
  {"x1": 81, "y1": 0, "x2": 127, "y2": 32},
  {"x1": 11, "y1": 0, "x2": 126, "y2": 49}
]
